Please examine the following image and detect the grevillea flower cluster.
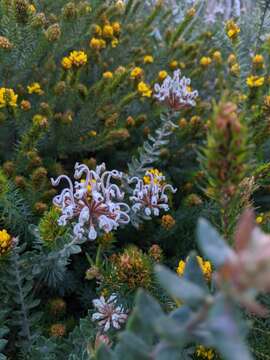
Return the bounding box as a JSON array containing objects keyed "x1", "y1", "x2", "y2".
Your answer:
[
  {"x1": 154, "y1": 69, "x2": 198, "y2": 110},
  {"x1": 52, "y1": 164, "x2": 177, "y2": 239},
  {"x1": 51, "y1": 163, "x2": 130, "y2": 240},
  {"x1": 92, "y1": 294, "x2": 128, "y2": 332},
  {"x1": 129, "y1": 168, "x2": 177, "y2": 217}
]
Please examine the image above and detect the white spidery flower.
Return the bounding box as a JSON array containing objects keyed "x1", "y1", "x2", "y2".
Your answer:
[
  {"x1": 129, "y1": 168, "x2": 177, "y2": 217},
  {"x1": 51, "y1": 163, "x2": 130, "y2": 240},
  {"x1": 92, "y1": 294, "x2": 128, "y2": 332},
  {"x1": 154, "y1": 69, "x2": 198, "y2": 110}
]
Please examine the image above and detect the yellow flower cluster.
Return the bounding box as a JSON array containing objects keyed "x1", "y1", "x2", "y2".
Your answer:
[
  {"x1": 129, "y1": 61, "x2": 155, "y2": 98},
  {"x1": 61, "y1": 57, "x2": 72, "y2": 69},
  {"x1": 170, "y1": 60, "x2": 178, "y2": 69},
  {"x1": 196, "y1": 346, "x2": 214, "y2": 360},
  {"x1": 27, "y1": 82, "x2": 43, "y2": 95},
  {"x1": 158, "y1": 70, "x2": 168, "y2": 81},
  {"x1": 246, "y1": 75, "x2": 265, "y2": 88},
  {"x1": 0, "y1": 229, "x2": 13, "y2": 255},
  {"x1": 0, "y1": 87, "x2": 18, "y2": 108},
  {"x1": 104, "y1": 22, "x2": 121, "y2": 38},
  {"x1": 89, "y1": 37, "x2": 106, "y2": 50},
  {"x1": 212, "y1": 51, "x2": 222, "y2": 63},
  {"x1": 144, "y1": 55, "x2": 154, "y2": 64},
  {"x1": 200, "y1": 57, "x2": 212, "y2": 67},
  {"x1": 28, "y1": 4, "x2": 36, "y2": 14},
  {"x1": 103, "y1": 71, "x2": 113, "y2": 79},
  {"x1": 252, "y1": 54, "x2": 264, "y2": 66},
  {"x1": 143, "y1": 168, "x2": 163, "y2": 185},
  {"x1": 89, "y1": 21, "x2": 121, "y2": 50},
  {"x1": 226, "y1": 19, "x2": 240, "y2": 39},
  {"x1": 69, "y1": 51, "x2": 88, "y2": 67},
  {"x1": 130, "y1": 67, "x2": 144, "y2": 79},
  {"x1": 177, "y1": 260, "x2": 186, "y2": 275},
  {"x1": 137, "y1": 81, "x2": 152, "y2": 98},
  {"x1": 177, "y1": 256, "x2": 212, "y2": 280},
  {"x1": 61, "y1": 51, "x2": 88, "y2": 69}
]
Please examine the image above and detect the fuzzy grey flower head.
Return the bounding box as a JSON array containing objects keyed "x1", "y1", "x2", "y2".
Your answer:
[
  {"x1": 51, "y1": 163, "x2": 130, "y2": 240},
  {"x1": 154, "y1": 69, "x2": 198, "y2": 110},
  {"x1": 92, "y1": 294, "x2": 128, "y2": 332},
  {"x1": 129, "y1": 168, "x2": 177, "y2": 218}
]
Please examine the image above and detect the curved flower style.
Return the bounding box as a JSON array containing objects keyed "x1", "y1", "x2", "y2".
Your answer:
[
  {"x1": 129, "y1": 169, "x2": 177, "y2": 217},
  {"x1": 51, "y1": 163, "x2": 130, "y2": 240},
  {"x1": 92, "y1": 294, "x2": 128, "y2": 332},
  {"x1": 154, "y1": 69, "x2": 198, "y2": 110}
]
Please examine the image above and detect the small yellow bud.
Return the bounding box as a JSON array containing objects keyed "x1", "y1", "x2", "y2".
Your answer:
[
  {"x1": 228, "y1": 53, "x2": 237, "y2": 65},
  {"x1": 187, "y1": 7, "x2": 196, "y2": 17},
  {"x1": 144, "y1": 55, "x2": 154, "y2": 64},
  {"x1": 130, "y1": 67, "x2": 143, "y2": 79},
  {"x1": 103, "y1": 25, "x2": 114, "y2": 38},
  {"x1": 200, "y1": 57, "x2": 212, "y2": 67},
  {"x1": 158, "y1": 70, "x2": 168, "y2": 81},
  {"x1": 103, "y1": 71, "x2": 113, "y2": 79},
  {"x1": 213, "y1": 51, "x2": 222, "y2": 63},
  {"x1": 170, "y1": 60, "x2": 178, "y2": 69}
]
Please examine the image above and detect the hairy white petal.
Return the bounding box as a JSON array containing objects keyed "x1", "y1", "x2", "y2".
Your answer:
[
  {"x1": 52, "y1": 162, "x2": 131, "y2": 240},
  {"x1": 89, "y1": 226, "x2": 97, "y2": 240},
  {"x1": 92, "y1": 312, "x2": 105, "y2": 321},
  {"x1": 92, "y1": 294, "x2": 128, "y2": 332},
  {"x1": 154, "y1": 69, "x2": 198, "y2": 109}
]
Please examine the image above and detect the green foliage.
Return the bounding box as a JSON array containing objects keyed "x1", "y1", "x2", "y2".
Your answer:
[
  {"x1": 0, "y1": 309, "x2": 9, "y2": 360},
  {"x1": 1, "y1": 244, "x2": 42, "y2": 354},
  {"x1": 0, "y1": 169, "x2": 32, "y2": 236},
  {"x1": 1, "y1": 0, "x2": 270, "y2": 359}
]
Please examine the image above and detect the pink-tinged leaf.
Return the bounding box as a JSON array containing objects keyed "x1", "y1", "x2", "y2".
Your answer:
[{"x1": 234, "y1": 209, "x2": 255, "y2": 252}]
